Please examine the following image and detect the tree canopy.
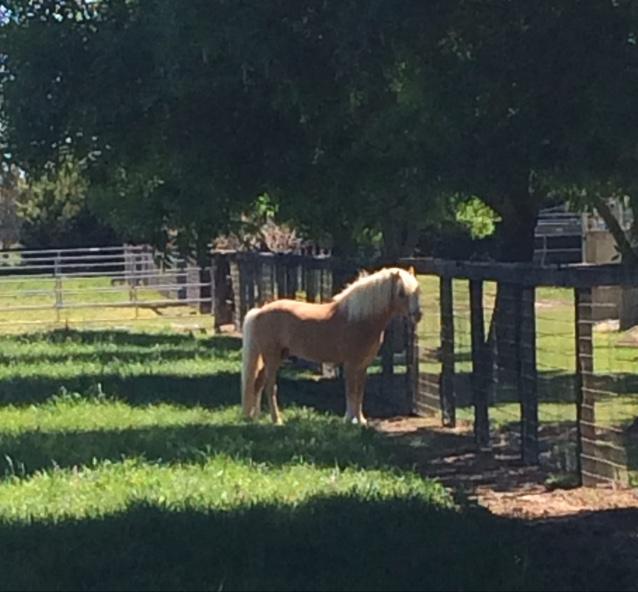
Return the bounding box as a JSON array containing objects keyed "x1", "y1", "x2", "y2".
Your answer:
[{"x1": 1, "y1": 1, "x2": 637, "y2": 261}]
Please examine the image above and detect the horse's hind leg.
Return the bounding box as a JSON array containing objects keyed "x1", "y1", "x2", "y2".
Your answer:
[
  {"x1": 263, "y1": 356, "x2": 283, "y2": 425},
  {"x1": 253, "y1": 367, "x2": 266, "y2": 418},
  {"x1": 343, "y1": 363, "x2": 358, "y2": 423},
  {"x1": 354, "y1": 368, "x2": 368, "y2": 425}
]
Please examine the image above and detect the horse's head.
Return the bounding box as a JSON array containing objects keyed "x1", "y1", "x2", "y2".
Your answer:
[{"x1": 390, "y1": 267, "x2": 422, "y2": 324}]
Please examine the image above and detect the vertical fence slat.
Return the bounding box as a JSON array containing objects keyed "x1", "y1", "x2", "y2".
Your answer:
[
  {"x1": 440, "y1": 276, "x2": 456, "y2": 427},
  {"x1": 575, "y1": 287, "x2": 597, "y2": 485},
  {"x1": 519, "y1": 286, "x2": 539, "y2": 464},
  {"x1": 213, "y1": 254, "x2": 234, "y2": 332},
  {"x1": 405, "y1": 317, "x2": 419, "y2": 415},
  {"x1": 470, "y1": 280, "x2": 490, "y2": 448}
]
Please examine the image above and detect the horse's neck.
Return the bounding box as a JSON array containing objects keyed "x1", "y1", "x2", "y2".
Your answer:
[{"x1": 363, "y1": 306, "x2": 397, "y2": 335}]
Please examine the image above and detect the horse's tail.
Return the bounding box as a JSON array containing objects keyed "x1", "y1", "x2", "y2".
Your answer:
[{"x1": 241, "y1": 308, "x2": 263, "y2": 418}]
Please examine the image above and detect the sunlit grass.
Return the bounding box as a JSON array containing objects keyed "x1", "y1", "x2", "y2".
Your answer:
[{"x1": 0, "y1": 328, "x2": 545, "y2": 590}]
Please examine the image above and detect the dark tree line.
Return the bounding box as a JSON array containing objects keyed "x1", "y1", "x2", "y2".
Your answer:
[{"x1": 1, "y1": 1, "x2": 637, "y2": 262}]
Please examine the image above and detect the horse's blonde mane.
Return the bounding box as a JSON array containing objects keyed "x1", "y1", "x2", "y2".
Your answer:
[{"x1": 333, "y1": 267, "x2": 419, "y2": 321}]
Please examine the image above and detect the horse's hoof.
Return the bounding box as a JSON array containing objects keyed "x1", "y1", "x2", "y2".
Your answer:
[{"x1": 344, "y1": 416, "x2": 367, "y2": 426}]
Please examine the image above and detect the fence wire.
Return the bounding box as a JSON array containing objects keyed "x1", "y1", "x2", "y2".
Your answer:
[{"x1": 412, "y1": 270, "x2": 637, "y2": 487}]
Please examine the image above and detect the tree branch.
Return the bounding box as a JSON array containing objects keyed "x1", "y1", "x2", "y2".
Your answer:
[{"x1": 592, "y1": 196, "x2": 638, "y2": 267}]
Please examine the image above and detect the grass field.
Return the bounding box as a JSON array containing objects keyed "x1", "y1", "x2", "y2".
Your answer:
[
  {"x1": 0, "y1": 269, "x2": 635, "y2": 588},
  {"x1": 0, "y1": 327, "x2": 550, "y2": 591}
]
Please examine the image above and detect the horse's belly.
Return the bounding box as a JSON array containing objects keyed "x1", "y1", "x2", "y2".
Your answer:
[{"x1": 291, "y1": 341, "x2": 343, "y2": 364}]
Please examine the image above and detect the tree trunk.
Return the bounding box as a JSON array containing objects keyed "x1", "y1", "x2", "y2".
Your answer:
[
  {"x1": 381, "y1": 217, "x2": 419, "y2": 262},
  {"x1": 487, "y1": 198, "x2": 540, "y2": 377},
  {"x1": 592, "y1": 196, "x2": 638, "y2": 266},
  {"x1": 592, "y1": 196, "x2": 638, "y2": 329}
]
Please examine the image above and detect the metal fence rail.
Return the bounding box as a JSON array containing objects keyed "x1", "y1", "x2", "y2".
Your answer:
[{"x1": 0, "y1": 245, "x2": 212, "y2": 329}]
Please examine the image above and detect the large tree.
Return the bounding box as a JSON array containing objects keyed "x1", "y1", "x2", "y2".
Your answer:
[
  {"x1": 1, "y1": 1, "x2": 637, "y2": 263},
  {"x1": 434, "y1": 0, "x2": 638, "y2": 262},
  {"x1": 0, "y1": 1, "x2": 457, "y2": 259}
]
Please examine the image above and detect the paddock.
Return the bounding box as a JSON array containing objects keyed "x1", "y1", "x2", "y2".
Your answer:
[{"x1": 0, "y1": 245, "x2": 636, "y2": 589}]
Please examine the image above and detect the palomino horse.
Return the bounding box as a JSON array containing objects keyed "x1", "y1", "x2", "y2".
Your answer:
[{"x1": 241, "y1": 266, "x2": 421, "y2": 425}]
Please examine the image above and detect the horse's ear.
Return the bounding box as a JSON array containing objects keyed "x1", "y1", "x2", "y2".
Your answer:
[{"x1": 408, "y1": 266, "x2": 415, "y2": 276}]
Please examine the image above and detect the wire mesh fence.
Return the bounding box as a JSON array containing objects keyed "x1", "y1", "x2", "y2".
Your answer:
[{"x1": 404, "y1": 257, "x2": 638, "y2": 487}]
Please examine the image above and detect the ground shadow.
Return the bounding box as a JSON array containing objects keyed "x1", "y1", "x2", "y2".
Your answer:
[
  {"x1": 0, "y1": 494, "x2": 634, "y2": 591},
  {"x1": 0, "y1": 495, "x2": 538, "y2": 591},
  {"x1": 1, "y1": 329, "x2": 241, "y2": 351}
]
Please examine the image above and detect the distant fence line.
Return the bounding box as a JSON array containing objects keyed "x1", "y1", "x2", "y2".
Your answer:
[{"x1": 0, "y1": 245, "x2": 210, "y2": 327}]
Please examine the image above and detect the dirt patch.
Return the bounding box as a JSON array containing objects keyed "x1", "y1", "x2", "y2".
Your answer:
[
  {"x1": 371, "y1": 415, "x2": 638, "y2": 519},
  {"x1": 372, "y1": 415, "x2": 638, "y2": 590}
]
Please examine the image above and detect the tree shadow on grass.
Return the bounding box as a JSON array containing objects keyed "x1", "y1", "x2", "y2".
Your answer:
[
  {"x1": 0, "y1": 496, "x2": 538, "y2": 592},
  {"x1": 0, "y1": 372, "x2": 241, "y2": 408},
  {"x1": 2, "y1": 329, "x2": 242, "y2": 351},
  {"x1": 0, "y1": 330, "x2": 241, "y2": 366},
  {"x1": 0, "y1": 369, "x2": 351, "y2": 412}
]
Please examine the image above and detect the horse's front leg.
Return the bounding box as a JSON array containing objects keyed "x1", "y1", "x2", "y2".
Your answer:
[{"x1": 344, "y1": 364, "x2": 367, "y2": 425}]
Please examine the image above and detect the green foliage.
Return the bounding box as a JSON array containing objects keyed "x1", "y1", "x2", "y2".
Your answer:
[
  {"x1": 1, "y1": 1, "x2": 637, "y2": 260},
  {"x1": 17, "y1": 155, "x2": 117, "y2": 248},
  {"x1": 455, "y1": 196, "x2": 501, "y2": 239}
]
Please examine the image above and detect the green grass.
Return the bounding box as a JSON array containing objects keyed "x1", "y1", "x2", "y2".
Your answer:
[
  {"x1": 0, "y1": 275, "x2": 634, "y2": 588},
  {"x1": 0, "y1": 328, "x2": 545, "y2": 591}
]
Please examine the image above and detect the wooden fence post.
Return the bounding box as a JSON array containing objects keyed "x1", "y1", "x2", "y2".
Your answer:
[
  {"x1": 575, "y1": 287, "x2": 597, "y2": 485},
  {"x1": 285, "y1": 258, "x2": 298, "y2": 298},
  {"x1": 305, "y1": 264, "x2": 318, "y2": 303},
  {"x1": 212, "y1": 253, "x2": 234, "y2": 332},
  {"x1": 177, "y1": 259, "x2": 187, "y2": 300},
  {"x1": 470, "y1": 280, "x2": 490, "y2": 448},
  {"x1": 199, "y1": 266, "x2": 212, "y2": 314},
  {"x1": 405, "y1": 317, "x2": 419, "y2": 415},
  {"x1": 54, "y1": 251, "x2": 63, "y2": 324},
  {"x1": 319, "y1": 263, "x2": 334, "y2": 302},
  {"x1": 381, "y1": 320, "x2": 395, "y2": 401},
  {"x1": 275, "y1": 256, "x2": 287, "y2": 299},
  {"x1": 440, "y1": 276, "x2": 456, "y2": 427},
  {"x1": 258, "y1": 253, "x2": 275, "y2": 305},
  {"x1": 229, "y1": 256, "x2": 245, "y2": 331},
  {"x1": 519, "y1": 285, "x2": 539, "y2": 464}
]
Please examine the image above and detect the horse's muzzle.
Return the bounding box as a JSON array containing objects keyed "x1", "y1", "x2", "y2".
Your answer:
[{"x1": 410, "y1": 311, "x2": 422, "y2": 324}]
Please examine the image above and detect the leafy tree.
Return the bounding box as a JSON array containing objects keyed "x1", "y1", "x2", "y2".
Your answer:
[
  {"x1": 17, "y1": 154, "x2": 118, "y2": 248},
  {"x1": 1, "y1": 1, "x2": 637, "y2": 264},
  {"x1": 435, "y1": 0, "x2": 638, "y2": 261}
]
